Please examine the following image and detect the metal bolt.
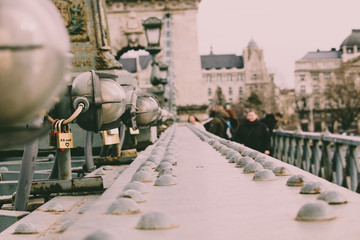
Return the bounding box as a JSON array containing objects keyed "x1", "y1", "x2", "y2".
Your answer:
[
  {"x1": 131, "y1": 171, "x2": 154, "y2": 182},
  {"x1": 243, "y1": 162, "x2": 264, "y2": 174},
  {"x1": 83, "y1": 230, "x2": 115, "y2": 240},
  {"x1": 106, "y1": 198, "x2": 141, "y2": 215},
  {"x1": 154, "y1": 174, "x2": 177, "y2": 186},
  {"x1": 295, "y1": 201, "x2": 336, "y2": 221},
  {"x1": 117, "y1": 189, "x2": 146, "y2": 203},
  {"x1": 317, "y1": 190, "x2": 348, "y2": 204},
  {"x1": 136, "y1": 211, "x2": 178, "y2": 230},
  {"x1": 262, "y1": 161, "x2": 277, "y2": 170},
  {"x1": 13, "y1": 222, "x2": 38, "y2": 234},
  {"x1": 252, "y1": 169, "x2": 277, "y2": 181},
  {"x1": 44, "y1": 202, "x2": 65, "y2": 212},
  {"x1": 123, "y1": 181, "x2": 149, "y2": 194},
  {"x1": 235, "y1": 157, "x2": 254, "y2": 168},
  {"x1": 286, "y1": 174, "x2": 307, "y2": 187},
  {"x1": 300, "y1": 181, "x2": 324, "y2": 194},
  {"x1": 272, "y1": 166, "x2": 292, "y2": 176}
]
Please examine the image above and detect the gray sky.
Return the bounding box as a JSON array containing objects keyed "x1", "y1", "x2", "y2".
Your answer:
[{"x1": 197, "y1": 0, "x2": 360, "y2": 89}]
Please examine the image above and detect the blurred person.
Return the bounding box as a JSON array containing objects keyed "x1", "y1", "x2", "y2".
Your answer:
[
  {"x1": 234, "y1": 110, "x2": 270, "y2": 154},
  {"x1": 260, "y1": 112, "x2": 283, "y2": 136},
  {"x1": 188, "y1": 115, "x2": 206, "y2": 131},
  {"x1": 225, "y1": 109, "x2": 239, "y2": 140},
  {"x1": 207, "y1": 105, "x2": 230, "y2": 139}
]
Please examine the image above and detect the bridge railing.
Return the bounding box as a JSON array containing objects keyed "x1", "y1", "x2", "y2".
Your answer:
[{"x1": 272, "y1": 130, "x2": 360, "y2": 193}]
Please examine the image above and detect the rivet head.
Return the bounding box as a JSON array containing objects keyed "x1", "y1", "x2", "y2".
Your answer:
[
  {"x1": 131, "y1": 171, "x2": 154, "y2": 182},
  {"x1": 235, "y1": 157, "x2": 254, "y2": 168},
  {"x1": 286, "y1": 174, "x2": 307, "y2": 187},
  {"x1": 155, "y1": 162, "x2": 173, "y2": 172},
  {"x1": 272, "y1": 166, "x2": 292, "y2": 176},
  {"x1": 317, "y1": 191, "x2": 348, "y2": 204},
  {"x1": 106, "y1": 198, "x2": 141, "y2": 215},
  {"x1": 136, "y1": 211, "x2": 178, "y2": 230},
  {"x1": 228, "y1": 153, "x2": 242, "y2": 163},
  {"x1": 118, "y1": 189, "x2": 146, "y2": 203},
  {"x1": 147, "y1": 155, "x2": 162, "y2": 164},
  {"x1": 226, "y1": 150, "x2": 237, "y2": 159},
  {"x1": 300, "y1": 181, "x2": 324, "y2": 194},
  {"x1": 254, "y1": 155, "x2": 266, "y2": 164},
  {"x1": 78, "y1": 204, "x2": 91, "y2": 214},
  {"x1": 243, "y1": 162, "x2": 264, "y2": 174},
  {"x1": 58, "y1": 220, "x2": 74, "y2": 233},
  {"x1": 123, "y1": 182, "x2": 149, "y2": 194},
  {"x1": 154, "y1": 174, "x2": 177, "y2": 186},
  {"x1": 13, "y1": 222, "x2": 38, "y2": 234},
  {"x1": 252, "y1": 169, "x2": 277, "y2": 181},
  {"x1": 220, "y1": 146, "x2": 231, "y2": 155},
  {"x1": 0, "y1": 167, "x2": 9, "y2": 172},
  {"x1": 262, "y1": 161, "x2": 277, "y2": 170},
  {"x1": 213, "y1": 142, "x2": 222, "y2": 151},
  {"x1": 241, "y1": 150, "x2": 251, "y2": 157},
  {"x1": 137, "y1": 166, "x2": 153, "y2": 173},
  {"x1": 103, "y1": 165, "x2": 113, "y2": 171},
  {"x1": 295, "y1": 201, "x2": 336, "y2": 221},
  {"x1": 141, "y1": 161, "x2": 157, "y2": 169},
  {"x1": 44, "y1": 202, "x2": 65, "y2": 212},
  {"x1": 83, "y1": 230, "x2": 115, "y2": 240},
  {"x1": 248, "y1": 151, "x2": 259, "y2": 159},
  {"x1": 158, "y1": 167, "x2": 177, "y2": 177}
]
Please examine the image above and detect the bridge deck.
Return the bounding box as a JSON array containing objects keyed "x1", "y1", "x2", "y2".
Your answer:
[{"x1": 1, "y1": 124, "x2": 360, "y2": 239}]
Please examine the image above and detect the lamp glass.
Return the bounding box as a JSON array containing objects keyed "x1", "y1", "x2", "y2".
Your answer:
[
  {"x1": 100, "y1": 79, "x2": 126, "y2": 124},
  {"x1": 146, "y1": 27, "x2": 161, "y2": 46}
]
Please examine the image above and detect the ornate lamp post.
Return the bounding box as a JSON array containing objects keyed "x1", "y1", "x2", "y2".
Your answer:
[{"x1": 142, "y1": 17, "x2": 163, "y2": 86}]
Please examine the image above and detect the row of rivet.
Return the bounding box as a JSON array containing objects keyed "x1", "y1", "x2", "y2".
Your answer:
[
  {"x1": 78, "y1": 126, "x2": 180, "y2": 239},
  {"x1": 187, "y1": 124, "x2": 347, "y2": 222}
]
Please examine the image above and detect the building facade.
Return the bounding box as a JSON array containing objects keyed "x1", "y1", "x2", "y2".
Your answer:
[
  {"x1": 105, "y1": 0, "x2": 208, "y2": 121},
  {"x1": 295, "y1": 29, "x2": 360, "y2": 132},
  {"x1": 201, "y1": 40, "x2": 277, "y2": 115}
]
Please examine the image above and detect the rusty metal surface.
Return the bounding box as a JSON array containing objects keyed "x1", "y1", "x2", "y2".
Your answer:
[{"x1": 30, "y1": 177, "x2": 104, "y2": 195}]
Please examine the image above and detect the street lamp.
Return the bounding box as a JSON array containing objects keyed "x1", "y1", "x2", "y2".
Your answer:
[
  {"x1": 159, "y1": 64, "x2": 169, "y2": 85},
  {"x1": 142, "y1": 17, "x2": 163, "y2": 86}
]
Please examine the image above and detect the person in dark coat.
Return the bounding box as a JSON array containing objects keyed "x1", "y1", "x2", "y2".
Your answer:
[
  {"x1": 207, "y1": 105, "x2": 230, "y2": 139},
  {"x1": 260, "y1": 112, "x2": 282, "y2": 136},
  {"x1": 234, "y1": 111, "x2": 270, "y2": 154}
]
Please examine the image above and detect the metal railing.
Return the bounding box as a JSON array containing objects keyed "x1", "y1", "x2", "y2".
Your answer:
[{"x1": 272, "y1": 130, "x2": 360, "y2": 193}]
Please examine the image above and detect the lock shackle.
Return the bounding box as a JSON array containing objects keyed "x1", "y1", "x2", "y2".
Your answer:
[{"x1": 58, "y1": 119, "x2": 65, "y2": 132}]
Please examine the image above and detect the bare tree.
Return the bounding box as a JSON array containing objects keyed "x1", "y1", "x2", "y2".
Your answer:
[
  {"x1": 212, "y1": 86, "x2": 227, "y2": 107},
  {"x1": 324, "y1": 66, "x2": 360, "y2": 131}
]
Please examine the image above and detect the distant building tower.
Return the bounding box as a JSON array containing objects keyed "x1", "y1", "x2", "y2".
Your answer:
[{"x1": 201, "y1": 39, "x2": 277, "y2": 115}]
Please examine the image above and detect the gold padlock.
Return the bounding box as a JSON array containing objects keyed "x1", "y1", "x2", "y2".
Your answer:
[
  {"x1": 101, "y1": 128, "x2": 120, "y2": 145},
  {"x1": 56, "y1": 120, "x2": 74, "y2": 149}
]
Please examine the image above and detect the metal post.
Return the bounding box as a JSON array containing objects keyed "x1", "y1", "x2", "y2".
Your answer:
[
  {"x1": 13, "y1": 117, "x2": 43, "y2": 211},
  {"x1": 84, "y1": 131, "x2": 96, "y2": 172},
  {"x1": 57, "y1": 149, "x2": 72, "y2": 180}
]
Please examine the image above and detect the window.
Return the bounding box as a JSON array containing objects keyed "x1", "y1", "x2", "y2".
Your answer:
[
  {"x1": 229, "y1": 98, "x2": 233, "y2": 104},
  {"x1": 166, "y1": 40, "x2": 171, "y2": 47},
  {"x1": 300, "y1": 85, "x2": 306, "y2": 93},
  {"x1": 229, "y1": 87, "x2": 232, "y2": 95},
  {"x1": 314, "y1": 97, "x2": 320, "y2": 108},
  {"x1": 300, "y1": 75, "x2": 305, "y2": 81},
  {"x1": 325, "y1": 99, "x2": 330, "y2": 108},
  {"x1": 237, "y1": 74, "x2": 243, "y2": 81},
  {"x1": 227, "y1": 74, "x2": 232, "y2": 82},
  {"x1": 166, "y1": 31, "x2": 171, "y2": 37},
  {"x1": 165, "y1": 51, "x2": 171, "y2": 57},
  {"x1": 312, "y1": 74, "x2": 319, "y2": 81},
  {"x1": 206, "y1": 75, "x2": 212, "y2": 83},
  {"x1": 324, "y1": 73, "x2": 330, "y2": 80},
  {"x1": 217, "y1": 74, "x2": 222, "y2": 82},
  {"x1": 208, "y1": 88, "x2": 212, "y2": 96},
  {"x1": 313, "y1": 85, "x2": 319, "y2": 93},
  {"x1": 239, "y1": 87, "x2": 243, "y2": 94},
  {"x1": 252, "y1": 74, "x2": 257, "y2": 80}
]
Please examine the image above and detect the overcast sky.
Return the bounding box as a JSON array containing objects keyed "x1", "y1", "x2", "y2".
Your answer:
[{"x1": 197, "y1": 0, "x2": 360, "y2": 89}]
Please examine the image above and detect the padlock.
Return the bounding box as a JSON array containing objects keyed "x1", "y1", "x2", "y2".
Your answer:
[
  {"x1": 101, "y1": 128, "x2": 120, "y2": 145},
  {"x1": 56, "y1": 120, "x2": 74, "y2": 149},
  {"x1": 49, "y1": 119, "x2": 59, "y2": 147}
]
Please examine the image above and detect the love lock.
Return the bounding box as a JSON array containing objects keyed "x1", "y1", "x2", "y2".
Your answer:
[{"x1": 56, "y1": 119, "x2": 74, "y2": 149}]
